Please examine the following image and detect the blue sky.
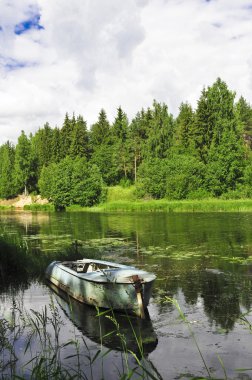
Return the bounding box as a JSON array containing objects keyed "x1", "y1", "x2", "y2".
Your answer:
[
  {"x1": 14, "y1": 14, "x2": 44, "y2": 35},
  {"x1": 0, "y1": 0, "x2": 252, "y2": 143}
]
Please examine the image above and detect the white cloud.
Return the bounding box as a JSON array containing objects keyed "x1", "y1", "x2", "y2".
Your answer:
[{"x1": 0, "y1": 0, "x2": 252, "y2": 144}]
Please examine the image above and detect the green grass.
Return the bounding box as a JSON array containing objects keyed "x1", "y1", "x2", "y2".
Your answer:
[
  {"x1": 106, "y1": 186, "x2": 137, "y2": 202},
  {"x1": 23, "y1": 203, "x2": 55, "y2": 211},
  {"x1": 0, "y1": 205, "x2": 14, "y2": 210},
  {"x1": 0, "y1": 298, "x2": 160, "y2": 380},
  {"x1": 82, "y1": 198, "x2": 252, "y2": 213}
]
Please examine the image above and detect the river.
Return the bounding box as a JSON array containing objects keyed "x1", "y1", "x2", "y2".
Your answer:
[{"x1": 1, "y1": 211, "x2": 252, "y2": 379}]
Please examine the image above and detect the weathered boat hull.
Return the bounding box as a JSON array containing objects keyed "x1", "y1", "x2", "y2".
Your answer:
[
  {"x1": 48, "y1": 282, "x2": 158, "y2": 355},
  {"x1": 45, "y1": 260, "x2": 155, "y2": 317}
]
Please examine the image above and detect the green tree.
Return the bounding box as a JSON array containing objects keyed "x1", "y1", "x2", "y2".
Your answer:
[
  {"x1": 60, "y1": 113, "x2": 75, "y2": 158},
  {"x1": 13, "y1": 131, "x2": 32, "y2": 195},
  {"x1": 235, "y1": 96, "x2": 252, "y2": 148},
  {"x1": 145, "y1": 100, "x2": 174, "y2": 159},
  {"x1": 111, "y1": 107, "x2": 132, "y2": 182},
  {"x1": 90, "y1": 109, "x2": 111, "y2": 148},
  {"x1": 0, "y1": 141, "x2": 15, "y2": 198},
  {"x1": 32, "y1": 122, "x2": 54, "y2": 173},
  {"x1": 71, "y1": 158, "x2": 102, "y2": 206},
  {"x1": 137, "y1": 156, "x2": 205, "y2": 200},
  {"x1": 91, "y1": 145, "x2": 119, "y2": 185},
  {"x1": 90, "y1": 109, "x2": 117, "y2": 185},
  {"x1": 193, "y1": 78, "x2": 237, "y2": 163},
  {"x1": 173, "y1": 102, "x2": 195, "y2": 154},
  {"x1": 39, "y1": 157, "x2": 103, "y2": 208},
  {"x1": 129, "y1": 108, "x2": 152, "y2": 182},
  {"x1": 69, "y1": 115, "x2": 89, "y2": 158},
  {"x1": 205, "y1": 129, "x2": 245, "y2": 196},
  {"x1": 51, "y1": 127, "x2": 61, "y2": 163}
]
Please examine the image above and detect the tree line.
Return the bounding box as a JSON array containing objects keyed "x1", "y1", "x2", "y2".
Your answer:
[{"x1": 1, "y1": 78, "x2": 252, "y2": 208}]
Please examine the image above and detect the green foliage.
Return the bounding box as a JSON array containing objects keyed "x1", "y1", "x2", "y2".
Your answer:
[
  {"x1": 90, "y1": 144, "x2": 119, "y2": 185},
  {"x1": 106, "y1": 186, "x2": 137, "y2": 202},
  {"x1": 173, "y1": 102, "x2": 195, "y2": 154},
  {"x1": 23, "y1": 203, "x2": 55, "y2": 211},
  {"x1": 136, "y1": 159, "x2": 168, "y2": 199},
  {"x1": 205, "y1": 129, "x2": 245, "y2": 196},
  {"x1": 90, "y1": 109, "x2": 111, "y2": 147},
  {"x1": 235, "y1": 96, "x2": 252, "y2": 139},
  {"x1": 60, "y1": 113, "x2": 74, "y2": 158},
  {"x1": 0, "y1": 77, "x2": 251, "y2": 204},
  {"x1": 69, "y1": 115, "x2": 89, "y2": 158},
  {"x1": 0, "y1": 141, "x2": 15, "y2": 198},
  {"x1": 13, "y1": 131, "x2": 33, "y2": 194},
  {"x1": 38, "y1": 157, "x2": 103, "y2": 208},
  {"x1": 145, "y1": 100, "x2": 174, "y2": 159},
  {"x1": 193, "y1": 78, "x2": 237, "y2": 163},
  {"x1": 137, "y1": 155, "x2": 205, "y2": 200}
]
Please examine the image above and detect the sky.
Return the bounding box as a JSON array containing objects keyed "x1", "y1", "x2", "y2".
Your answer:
[{"x1": 0, "y1": 0, "x2": 252, "y2": 144}]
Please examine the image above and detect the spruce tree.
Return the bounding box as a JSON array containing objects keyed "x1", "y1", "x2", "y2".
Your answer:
[
  {"x1": 173, "y1": 102, "x2": 195, "y2": 154},
  {"x1": 60, "y1": 113, "x2": 75, "y2": 158},
  {"x1": 111, "y1": 107, "x2": 132, "y2": 182},
  {"x1": 145, "y1": 100, "x2": 174, "y2": 159},
  {"x1": 0, "y1": 141, "x2": 15, "y2": 198},
  {"x1": 69, "y1": 115, "x2": 89, "y2": 158},
  {"x1": 13, "y1": 131, "x2": 32, "y2": 195}
]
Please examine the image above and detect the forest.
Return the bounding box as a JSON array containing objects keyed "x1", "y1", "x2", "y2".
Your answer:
[{"x1": 1, "y1": 78, "x2": 252, "y2": 209}]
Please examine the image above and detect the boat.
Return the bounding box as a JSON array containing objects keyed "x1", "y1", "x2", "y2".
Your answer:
[
  {"x1": 45, "y1": 258, "x2": 156, "y2": 318},
  {"x1": 48, "y1": 282, "x2": 158, "y2": 355}
]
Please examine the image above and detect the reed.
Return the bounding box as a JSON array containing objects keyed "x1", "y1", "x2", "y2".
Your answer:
[
  {"x1": 0, "y1": 298, "x2": 160, "y2": 380},
  {"x1": 86, "y1": 198, "x2": 252, "y2": 213},
  {"x1": 23, "y1": 204, "x2": 55, "y2": 211},
  {"x1": 0, "y1": 205, "x2": 14, "y2": 210}
]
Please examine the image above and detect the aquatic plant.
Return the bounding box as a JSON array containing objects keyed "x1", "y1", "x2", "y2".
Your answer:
[{"x1": 0, "y1": 298, "x2": 160, "y2": 380}]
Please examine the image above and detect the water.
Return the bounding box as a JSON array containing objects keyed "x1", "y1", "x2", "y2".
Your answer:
[{"x1": 1, "y1": 211, "x2": 252, "y2": 379}]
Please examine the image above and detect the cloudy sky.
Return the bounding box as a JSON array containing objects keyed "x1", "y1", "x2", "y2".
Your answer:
[{"x1": 0, "y1": 0, "x2": 252, "y2": 144}]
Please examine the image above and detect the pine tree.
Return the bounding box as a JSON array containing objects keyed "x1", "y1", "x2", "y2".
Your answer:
[
  {"x1": 145, "y1": 100, "x2": 174, "y2": 159},
  {"x1": 32, "y1": 123, "x2": 54, "y2": 172},
  {"x1": 13, "y1": 131, "x2": 32, "y2": 195},
  {"x1": 0, "y1": 141, "x2": 15, "y2": 198},
  {"x1": 235, "y1": 96, "x2": 252, "y2": 148},
  {"x1": 60, "y1": 113, "x2": 75, "y2": 158},
  {"x1": 52, "y1": 127, "x2": 61, "y2": 163},
  {"x1": 69, "y1": 115, "x2": 89, "y2": 158},
  {"x1": 111, "y1": 107, "x2": 132, "y2": 182},
  {"x1": 129, "y1": 109, "x2": 152, "y2": 182},
  {"x1": 90, "y1": 109, "x2": 111, "y2": 148},
  {"x1": 193, "y1": 78, "x2": 237, "y2": 162},
  {"x1": 173, "y1": 102, "x2": 195, "y2": 154}
]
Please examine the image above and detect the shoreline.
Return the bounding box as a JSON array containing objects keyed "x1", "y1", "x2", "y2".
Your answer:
[{"x1": 1, "y1": 198, "x2": 252, "y2": 213}]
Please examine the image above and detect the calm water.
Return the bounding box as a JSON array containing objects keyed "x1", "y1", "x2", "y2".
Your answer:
[{"x1": 1, "y1": 211, "x2": 252, "y2": 379}]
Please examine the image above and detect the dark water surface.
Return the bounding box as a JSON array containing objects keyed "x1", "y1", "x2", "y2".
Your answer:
[{"x1": 1, "y1": 211, "x2": 252, "y2": 379}]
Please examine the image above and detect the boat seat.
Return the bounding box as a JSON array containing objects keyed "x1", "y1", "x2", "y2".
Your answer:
[{"x1": 77, "y1": 263, "x2": 90, "y2": 273}]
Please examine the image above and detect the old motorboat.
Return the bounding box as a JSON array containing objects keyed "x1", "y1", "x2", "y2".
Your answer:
[
  {"x1": 48, "y1": 282, "x2": 158, "y2": 355},
  {"x1": 45, "y1": 258, "x2": 156, "y2": 318}
]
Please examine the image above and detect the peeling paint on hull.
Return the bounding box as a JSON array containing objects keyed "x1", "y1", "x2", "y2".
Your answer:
[{"x1": 45, "y1": 260, "x2": 156, "y2": 318}]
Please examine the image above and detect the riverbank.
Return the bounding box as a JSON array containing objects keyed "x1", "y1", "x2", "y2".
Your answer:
[
  {"x1": 0, "y1": 194, "x2": 50, "y2": 210},
  {"x1": 67, "y1": 198, "x2": 252, "y2": 212},
  {"x1": 2, "y1": 188, "x2": 252, "y2": 212}
]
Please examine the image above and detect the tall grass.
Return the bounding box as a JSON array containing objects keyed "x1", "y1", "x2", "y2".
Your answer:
[
  {"x1": 0, "y1": 298, "x2": 160, "y2": 380},
  {"x1": 23, "y1": 204, "x2": 55, "y2": 211},
  {"x1": 106, "y1": 186, "x2": 137, "y2": 202},
  {"x1": 85, "y1": 198, "x2": 252, "y2": 213},
  {"x1": 0, "y1": 205, "x2": 14, "y2": 210}
]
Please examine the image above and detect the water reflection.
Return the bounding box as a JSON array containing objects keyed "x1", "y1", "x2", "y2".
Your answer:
[
  {"x1": 48, "y1": 283, "x2": 158, "y2": 356},
  {"x1": 2, "y1": 211, "x2": 252, "y2": 378}
]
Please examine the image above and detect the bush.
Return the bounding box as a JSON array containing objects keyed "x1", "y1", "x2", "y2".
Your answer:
[
  {"x1": 38, "y1": 157, "x2": 103, "y2": 208},
  {"x1": 137, "y1": 155, "x2": 206, "y2": 200}
]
